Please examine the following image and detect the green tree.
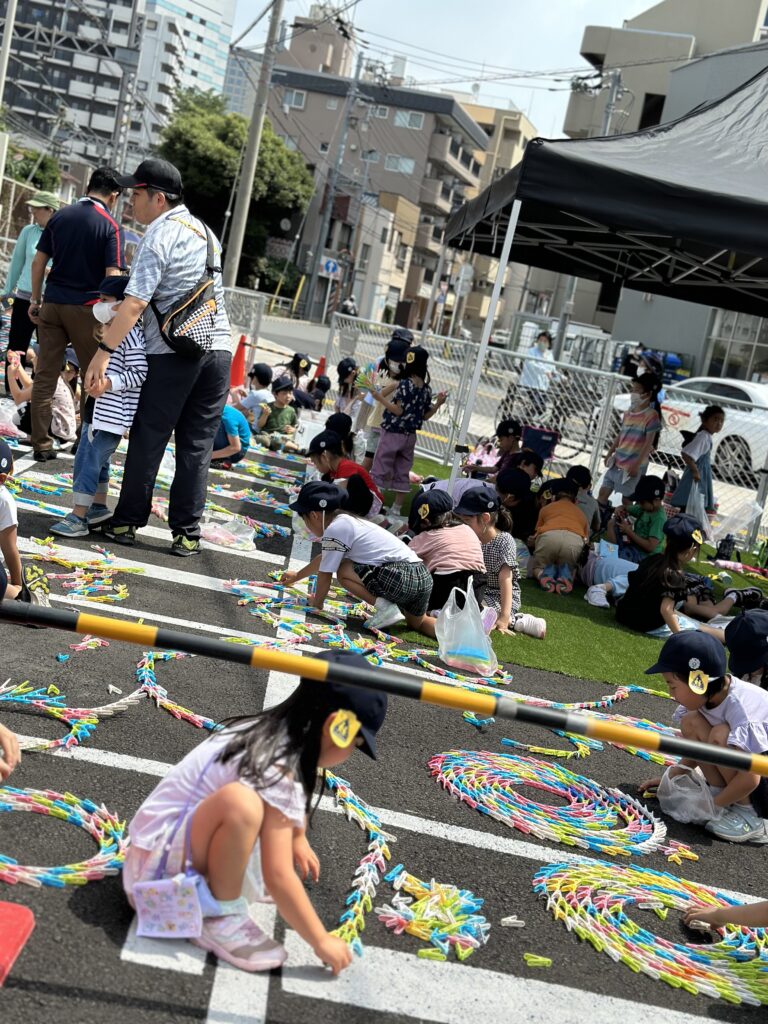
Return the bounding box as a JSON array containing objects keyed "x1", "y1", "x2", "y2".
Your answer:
[
  {"x1": 159, "y1": 89, "x2": 314, "y2": 286},
  {"x1": 6, "y1": 146, "x2": 61, "y2": 192}
]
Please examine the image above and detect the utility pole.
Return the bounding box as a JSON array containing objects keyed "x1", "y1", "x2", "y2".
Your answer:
[
  {"x1": 303, "y1": 49, "x2": 364, "y2": 320},
  {"x1": 0, "y1": 0, "x2": 19, "y2": 184},
  {"x1": 553, "y1": 67, "x2": 622, "y2": 359},
  {"x1": 223, "y1": 0, "x2": 285, "y2": 289}
]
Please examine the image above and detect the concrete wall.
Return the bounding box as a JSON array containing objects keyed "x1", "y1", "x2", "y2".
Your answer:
[
  {"x1": 664, "y1": 43, "x2": 768, "y2": 119},
  {"x1": 627, "y1": 0, "x2": 768, "y2": 53},
  {"x1": 611, "y1": 291, "x2": 712, "y2": 372}
]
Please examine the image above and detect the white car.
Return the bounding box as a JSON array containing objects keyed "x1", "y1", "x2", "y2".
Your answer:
[{"x1": 603, "y1": 377, "x2": 768, "y2": 484}]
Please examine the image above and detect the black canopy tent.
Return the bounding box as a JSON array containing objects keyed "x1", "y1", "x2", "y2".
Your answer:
[
  {"x1": 445, "y1": 66, "x2": 768, "y2": 316},
  {"x1": 443, "y1": 66, "x2": 768, "y2": 491}
]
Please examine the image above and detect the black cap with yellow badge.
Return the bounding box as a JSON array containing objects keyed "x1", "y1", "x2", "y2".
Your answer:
[
  {"x1": 306, "y1": 651, "x2": 388, "y2": 759},
  {"x1": 645, "y1": 631, "x2": 727, "y2": 699}
]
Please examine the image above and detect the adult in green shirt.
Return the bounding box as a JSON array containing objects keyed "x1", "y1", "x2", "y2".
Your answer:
[
  {"x1": 606, "y1": 475, "x2": 666, "y2": 564},
  {"x1": 254, "y1": 375, "x2": 299, "y2": 451}
]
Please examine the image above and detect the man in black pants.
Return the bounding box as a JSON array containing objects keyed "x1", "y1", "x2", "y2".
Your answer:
[{"x1": 83, "y1": 158, "x2": 231, "y2": 556}]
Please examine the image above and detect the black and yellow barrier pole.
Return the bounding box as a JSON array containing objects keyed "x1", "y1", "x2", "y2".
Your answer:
[{"x1": 3, "y1": 600, "x2": 768, "y2": 778}]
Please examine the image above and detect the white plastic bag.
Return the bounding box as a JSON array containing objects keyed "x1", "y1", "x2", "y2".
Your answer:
[
  {"x1": 684, "y1": 483, "x2": 712, "y2": 541},
  {"x1": 201, "y1": 515, "x2": 255, "y2": 550},
  {"x1": 435, "y1": 579, "x2": 498, "y2": 677},
  {"x1": 656, "y1": 765, "x2": 719, "y2": 824}
]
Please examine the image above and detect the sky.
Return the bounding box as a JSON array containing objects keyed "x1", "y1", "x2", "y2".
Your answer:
[{"x1": 232, "y1": 0, "x2": 653, "y2": 137}]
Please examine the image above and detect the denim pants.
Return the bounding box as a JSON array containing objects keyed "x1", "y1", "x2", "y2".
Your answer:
[{"x1": 72, "y1": 426, "x2": 122, "y2": 506}]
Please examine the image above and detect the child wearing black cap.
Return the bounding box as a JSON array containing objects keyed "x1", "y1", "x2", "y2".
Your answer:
[
  {"x1": 615, "y1": 513, "x2": 762, "y2": 635},
  {"x1": 455, "y1": 484, "x2": 545, "y2": 637},
  {"x1": 334, "y1": 357, "x2": 360, "y2": 419},
  {"x1": 272, "y1": 353, "x2": 314, "y2": 408},
  {"x1": 606, "y1": 474, "x2": 666, "y2": 564},
  {"x1": 307, "y1": 430, "x2": 383, "y2": 517},
  {"x1": 496, "y1": 467, "x2": 539, "y2": 544},
  {"x1": 254, "y1": 376, "x2": 299, "y2": 451},
  {"x1": 371, "y1": 346, "x2": 447, "y2": 525},
  {"x1": 530, "y1": 478, "x2": 588, "y2": 594},
  {"x1": 408, "y1": 489, "x2": 489, "y2": 615},
  {"x1": 0, "y1": 438, "x2": 51, "y2": 606},
  {"x1": 358, "y1": 331, "x2": 411, "y2": 470},
  {"x1": 51, "y1": 276, "x2": 147, "y2": 537},
  {"x1": 725, "y1": 610, "x2": 768, "y2": 689},
  {"x1": 232, "y1": 363, "x2": 273, "y2": 420},
  {"x1": 565, "y1": 465, "x2": 601, "y2": 537},
  {"x1": 286, "y1": 480, "x2": 435, "y2": 634},
  {"x1": 640, "y1": 631, "x2": 768, "y2": 844},
  {"x1": 124, "y1": 649, "x2": 386, "y2": 973}
]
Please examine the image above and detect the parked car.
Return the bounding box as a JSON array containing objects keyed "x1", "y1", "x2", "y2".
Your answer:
[{"x1": 593, "y1": 377, "x2": 768, "y2": 485}]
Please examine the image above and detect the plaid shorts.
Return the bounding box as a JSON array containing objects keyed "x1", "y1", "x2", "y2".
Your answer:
[{"x1": 354, "y1": 559, "x2": 432, "y2": 616}]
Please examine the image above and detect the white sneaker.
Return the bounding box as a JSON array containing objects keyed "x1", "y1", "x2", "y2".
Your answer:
[
  {"x1": 191, "y1": 913, "x2": 287, "y2": 971},
  {"x1": 367, "y1": 597, "x2": 405, "y2": 630},
  {"x1": 513, "y1": 613, "x2": 546, "y2": 639},
  {"x1": 585, "y1": 585, "x2": 610, "y2": 609},
  {"x1": 705, "y1": 806, "x2": 768, "y2": 844}
]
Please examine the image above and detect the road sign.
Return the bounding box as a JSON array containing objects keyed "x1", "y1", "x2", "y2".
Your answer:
[{"x1": 324, "y1": 258, "x2": 339, "y2": 275}]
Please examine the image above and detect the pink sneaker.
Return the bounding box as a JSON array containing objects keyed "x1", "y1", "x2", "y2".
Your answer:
[{"x1": 191, "y1": 913, "x2": 287, "y2": 972}]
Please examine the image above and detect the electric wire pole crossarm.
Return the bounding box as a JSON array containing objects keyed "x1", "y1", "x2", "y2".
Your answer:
[{"x1": 2, "y1": 600, "x2": 767, "y2": 780}]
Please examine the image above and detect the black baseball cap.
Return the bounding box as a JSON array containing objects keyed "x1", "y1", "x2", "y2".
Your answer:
[
  {"x1": 496, "y1": 467, "x2": 531, "y2": 498},
  {"x1": 565, "y1": 465, "x2": 592, "y2": 489},
  {"x1": 645, "y1": 630, "x2": 726, "y2": 679},
  {"x1": 289, "y1": 480, "x2": 344, "y2": 515},
  {"x1": 549, "y1": 477, "x2": 579, "y2": 498},
  {"x1": 302, "y1": 651, "x2": 387, "y2": 759},
  {"x1": 663, "y1": 513, "x2": 703, "y2": 547},
  {"x1": 116, "y1": 158, "x2": 183, "y2": 194},
  {"x1": 496, "y1": 418, "x2": 522, "y2": 439},
  {"x1": 248, "y1": 362, "x2": 273, "y2": 386},
  {"x1": 454, "y1": 484, "x2": 499, "y2": 517},
  {"x1": 272, "y1": 375, "x2": 294, "y2": 394},
  {"x1": 725, "y1": 610, "x2": 768, "y2": 679},
  {"x1": 385, "y1": 337, "x2": 410, "y2": 362},
  {"x1": 404, "y1": 345, "x2": 429, "y2": 376},
  {"x1": 325, "y1": 412, "x2": 352, "y2": 437},
  {"x1": 0, "y1": 439, "x2": 13, "y2": 475},
  {"x1": 98, "y1": 276, "x2": 129, "y2": 300},
  {"x1": 633, "y1": 475, "x2": 665, "y2": 502},
  {"x1": 390, "y1": 327, "x2": 414, "y2": 345},
  {"x1": 408, "y1": 488, "x2": 453, "y2": 532},
  {"x1": 308, "y1": 430, "x2": 342, "y2": 456}
]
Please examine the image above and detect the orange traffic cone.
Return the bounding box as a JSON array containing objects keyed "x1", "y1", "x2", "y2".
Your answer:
[
  {"x1": 313, "y1": 356, "x2": 326, "y2": 379},
  {"x1": 230, "y1": 335, "x2": 247, "y2": 388}
]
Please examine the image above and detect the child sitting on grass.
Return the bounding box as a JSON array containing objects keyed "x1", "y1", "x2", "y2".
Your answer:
[
  {"x1": 0, "y1": 438, "x2": 50, "y2": 607},
  {"x1": 307, "y1": 430, "x2": 383, "y2": 518},
  {"x1": 50, "y1": 276, "x2": 147, "y2": 538},
  {"x1": 614, "y1": 513, "x2": 761, "y2": 636},
  {"x1": 639, "y1": 631, "x2": 768, "y2": 844},
  {"x1": 530, "y1": 477, "x2": 588, "y2": 594},
  {"x1": 123, "y1": 649, "x2": 385, "y2": 974},
  {"x1": 407, "y1": 489, "x2": 489, "y2": 616},
  {"x1": 455, "y1": 484, "x2": 545, "y2": 638},
  {"x1": 284, "y1": 481, "x2": 435, "y2": 635},
  {"x1": 253, "y1": 376, "x2": 299, "y2": 452},
  {"x1": 565, "y1": 465, "x2": 600, "y2": 537},
  {"x1": 495, "y1": 467, "x2": 539, "y2": 544},
  {"x1": 606, "y1": 474, "x2": 666, "y2": 564}
]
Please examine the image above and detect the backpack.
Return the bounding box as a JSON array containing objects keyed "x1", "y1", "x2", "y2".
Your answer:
[{"x1": 150, "y1": 216, "x2": 220, "y2": 359}]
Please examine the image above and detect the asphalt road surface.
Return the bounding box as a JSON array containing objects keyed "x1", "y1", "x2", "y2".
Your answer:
[{"x1": 0, "y1": 439, "x2": 765, "y2": 1024}]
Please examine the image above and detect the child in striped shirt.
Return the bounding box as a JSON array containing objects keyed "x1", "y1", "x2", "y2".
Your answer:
[{"x1": 50, "y1": 277, "x2": 147, "y2": 537}]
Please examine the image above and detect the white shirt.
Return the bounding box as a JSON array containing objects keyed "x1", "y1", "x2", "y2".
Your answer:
[
  {"x1": 0, "y1": 486, "x2": 17, "y2": 533},
  {"x1": 240, "y1": 388, "x2": 273, "y2": 411},
  {"x1": 320, "y1": 513, "x2": 420, "y2": 573},
  {"x1": 682, "y1": 431, "x2": 713, "y2": 461},
  {"x1": 129, "y1": 730, "x2": 306, "y2": 850},
  {"x1": 519, "y1": 345, "x2": 555, "y2": 391},
  {"x1": 673, "y1": 676, "x2": 768, "y2": 754}
]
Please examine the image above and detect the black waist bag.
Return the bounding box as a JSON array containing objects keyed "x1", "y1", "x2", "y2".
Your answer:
[{"x1": 150, "y1": 220, "x2": 219, "y2": 360}]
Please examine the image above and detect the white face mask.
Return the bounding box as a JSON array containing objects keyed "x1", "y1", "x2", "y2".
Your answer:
[
  {"x1": 387, "y1": 358, "x2": 401, "y2": 374},
  {"x1": 93, "y1": 300, "x2": 119, "y2": 324},
  {"x1": 629, "y1": 394, "x2": 645, "y2": 411}
]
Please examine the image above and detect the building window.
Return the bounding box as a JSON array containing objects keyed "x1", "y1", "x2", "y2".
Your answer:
[
  {"x1": 319, "y1": 142, "x2": 329, "y2": 153},
  {"x1": 283, "y1": 88, "x2": 306, "y2": 110},
  {"x1": 639, "y1": 92, "x2": 665, "y2": 130},
  {"x1": 380, "y1": 226, "x2": 389, "y2": 244},
  {"x1": 146, "y1": 18, "x2": 157, "y2": 29},
  {"x1": 394, "y1": 109, "x2": 424, "y2": 130},
  {"x1": 396, "y1": 243, "x2": 408, "y2": 271},
  {"x1": 372, "y1": 105, "x2": 388, "y2": 118},
  {"x1": 327, "y1": 97, "x2": 338, "y2": 110},
  {"x1": 137, "y1": 80, "x2": 148, "y2": 91},
  {"x1": 384, "y1": 154, "x2": 415, "y2": 174},
  {"x1": 360, "y1": 243, "x2": 371, "y2": 271}
]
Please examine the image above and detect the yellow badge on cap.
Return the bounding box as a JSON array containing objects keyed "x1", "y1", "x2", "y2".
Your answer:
[
  {"x1": 406, "y1": 351, "x2": 415, "y2": 364},
  {"x1": 330, "y1": 709, "x2": 361, "y2": 748},
  {"x1": 688, "y1": 669, "x2": 709, "y2": 695},
  {"x1": 418, "y1": 503, "x2": 430, "y2": 520},
  {"x1": 692, "y1": 529, "x2": 703, "y2": 545}
]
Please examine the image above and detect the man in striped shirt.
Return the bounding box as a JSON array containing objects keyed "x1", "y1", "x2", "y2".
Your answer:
[{"x1": 50, "y1": 278, "x2": 147, "y2": 538}]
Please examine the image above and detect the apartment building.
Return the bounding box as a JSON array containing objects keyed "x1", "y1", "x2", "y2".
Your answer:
[
  {"x1": 224, "y1": 46, "x2": 263, "y2": 117},
  {"x1": 548, "y1": 0, "x2": 768, "y2": 332},
  {"x1": 0, "y1": 0, "x2": 143, "y2": 164},
  {"x1": 268, "y1": 61, "x2": 487, "y2": 323},
  {"x1": 129, "y1": 12, "x2": 186, "y2": 158},
  {"x1": 144, "y1": 0, "x2": 234, "y2": 93}
]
